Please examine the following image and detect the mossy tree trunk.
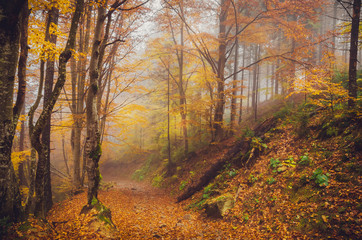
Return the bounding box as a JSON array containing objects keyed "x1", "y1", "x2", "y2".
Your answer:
[
  {"x1": 85, "y1": 2, "x2": 106, "y2": 205},
  {"x1": 0, "y1": 0, "x2": 27, "y2": 221}
]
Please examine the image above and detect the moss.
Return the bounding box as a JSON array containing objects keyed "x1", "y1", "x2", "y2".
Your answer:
[
  {"x1": 152, "y1": 174, "x2": 164, "y2": 187},
  {"x1": 89, "y1": 143, "x2": 102, "y2": 160},
  {"x1": 90, "y1": 198, "x2": 114, "y2": 227}
]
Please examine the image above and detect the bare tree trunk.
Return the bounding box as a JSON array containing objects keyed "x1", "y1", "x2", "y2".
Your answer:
[
  {"x1": 317, "y1": 12, "x2": 325, "y2": 63},
  {"x1": 179, "y1": 1, "x2": 188, "y2": 155},
  {"x1": 27, "y1": 56, "x2": 45, "y2": 218},
  {"x1": 167, "y1": 66, "x2": 173, "y2": 175},
  {"x1": 247, "y1": 47, "x2": 252, "y2": 114},
  {"x1": 0, "y1": 0, "x2": 27, "y2": 221},
  {"x1": 34, "y1": 6, "x2": 59, "y2": 217},
  {"x1": 266, "y1": 64, "x2": 269, "y2": 101},
  {"x1": 332, "y1": 1, "x2": 338, "y2": 55},
  {"x1": 230, "y1": 25, "x2": 239, "y2": 132},
  {"x1": 275, "y1": 30, "x2": 281, "y2": 95},
  {"x1": 100, "y1": 64, "x2": 113, "y2": 144},
  {"x1": 70, "y1": 53, "x2": 82, "y2": 187},
  {"x1": 80, "y1": 4, "x2": 92, "y2": 187},
  {"x1": 18, "y1": 2, "x2": 30, "y2": 186},
  {"x1": 252, "y1": 45, "x2": 257, "y2": 119},
  {"x1": 18, "y1": 105, "x2": 28, "y2": 187},
  {"x1": 271, "y1": 63, "x2": 275, "y2": 99},
  {"x1": 348, "y1": 0, "x2": 361, "y2": 108},
  {"x1": 213, "y1": 0, "x2": 230, "y2": 141},
  {"x1": 254, "y1": 45, "x2": 260, "y2": 121},
  {"x1": 238, "y1": 44, "x2": 246, "y2": 124}
]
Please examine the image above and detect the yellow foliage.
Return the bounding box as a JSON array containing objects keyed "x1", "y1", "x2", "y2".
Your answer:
[
  {"x1": 20, "y1": 186, "x2": 29, "y2": 199},
  {"x1": 290, "y1": 64, "x2": 349, "y2": 111},
  {"x1": 15, "y1": 114, "x2": 27, "y2": 133},
  {"x1": 11, "y1": 150, "x2": 31, "y2": 172}
]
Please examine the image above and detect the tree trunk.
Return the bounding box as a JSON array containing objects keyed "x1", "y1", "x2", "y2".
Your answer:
[
  {"x1": 31, "y1": 0, "x2": 84, "y2": 218},
  {"x1": 80, "y1": 4, "x2": 92, "y2": 187},
  {"x1": 179, "y1": 1, "x2": 188, "y2": 155},
  {"x1": 85, "y1": 3, "x2": 106, "y2": 205},
  {"x1": 18, "y1": 2, "x2": 30, "y2": 188},
  {"x1": 230, "y1": 26, "x2": 239, "y2": 132},
  {"x1": 238, "y1": 44, "x2": 246, "y2": 124},
  {"x1": 266, "y1": 64, "x2": 269, "y2": 101},
  {"x1": 34, "y1": 6, "x2": 59, "y2": 217},
  {"x1": 271, "y1": 63, "x2": 275, "y2": 99},
  {"x1": 252, "y1": 45, "x2": 258, "y2": 120},
  {"x1": 213, "y1": 0, "x2": 230, "y2": 141},
  {"x1": 27, "y1": 50, "x2": 45, "y2": 219},
  {"x1": 247, "y1": 47, "x2": 252, "y2": 113},
  {"x1": 348, "y1": 0, "x2": 361, "y2": 108},
  {"x1": 70, "y1": 53, "x2": 82, "y2": 187},
  {"x1": 18, "y1": 105, "x2": 28, "y2": 187},
  {"x1": 254, "y1": 45, "x2": 260, "y2": 122},
  {"x1": 275, "y1": 28, "x2": 282, "y2": 96},
  {"x1": 0, "y1": 0, "x2": 27, "y2": 222},
  {"x1": 167, "y1": 66, "x2": 173, "y2": 175},
  {"x1": 332, "y1": 1, "x2": 338, "y2": 55}
]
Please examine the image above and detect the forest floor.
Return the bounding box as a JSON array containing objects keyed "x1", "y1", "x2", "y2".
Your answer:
[
  {"x1": 5, "y1": 104, "x2": 361, "y2": 239},
  {"x1": 6, "y1": 180, "x2": 250, "y2": 239}
]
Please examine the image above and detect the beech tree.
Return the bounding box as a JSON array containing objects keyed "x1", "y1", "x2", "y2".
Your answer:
[
  {"x1": 30, "y1": 0, "x2": 84, "y2": 218},
  {"x1": 346, "y1": 0, "x2": 361, "y2": 107},
  {"x1": 84, "y1": 0, "x2": 150, "y2": 205},
  {"x1": 0, "y1": 0, "x2": 28, "y2": 221},
  {"x1": 33, "y1": 5, "x2": 59, "y2": 217}
]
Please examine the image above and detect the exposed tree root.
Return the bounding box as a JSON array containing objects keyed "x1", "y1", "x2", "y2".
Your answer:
[{"x1": 177, "y1": 117, "x2": 277, "y2": 202}]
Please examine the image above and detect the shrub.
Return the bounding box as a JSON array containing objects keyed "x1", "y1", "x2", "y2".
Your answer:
[
  {"x1": 132, "y1": 154, "x2": 158, "y2": 181},
  {"x1": 152, "y1": 174, "x2": 164, "y2": 187},
  {"x1": 251, "y1": 137, "x2": 268, "y2": 151},
  {"x1": 298, "y1": 154, "x2": 311, "y2": 166},
  {"x1": 243, "y1": 127, "x2": 255, "y2": 138},
  {"x1": 266, "y1": 177, "x2": 276, "y2": 185},
  {"x1": 229, "y1": 168, "x2": 237, "y2": 177},
  {"x1": 270, "y1": 158, "x2": 282, "y2": 169},
  {"x1": 247, "y1": 174, "x2": 258, "y2": 185},
  {"x1": 179, "y1": 180, "x2": 188, "y2": 191},
  {"x1": 311, "y1": 168, "x2": 330, "y2": 187},
  {"x1": 204, "y1": 183, "x2": 214, "y2": 194}
]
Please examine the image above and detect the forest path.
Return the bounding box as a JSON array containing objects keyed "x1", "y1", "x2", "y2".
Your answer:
[
  {"x1": 102, "y1": 180, "x2": 225, "y2": 239},
  {"x1": 47, "y1": 180, "x2": 231, "y2": 239}
]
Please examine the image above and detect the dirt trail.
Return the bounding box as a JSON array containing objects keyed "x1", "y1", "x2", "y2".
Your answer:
[
  {"x1": 102, "y1": 180, "x2": 226, "y2": 239},
  {"x1": 47, "y1": 180, "x2": 233, "y2": 239}
]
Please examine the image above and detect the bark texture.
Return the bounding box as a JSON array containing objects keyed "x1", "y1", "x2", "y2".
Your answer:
[
  {"x1": 0, "y1": 0, "x2": 27, "y2": 221},
  {"x1": 348, "y1": 0, "x2": 361, "y2": 107},
  {"x1": 213, "y1": 0, "x2": 230, "y2": 141},
  {"x1": 34, "y1": 6, "x2": 59, "y2": 217},
  {"x1": 85, "y1": 3, "x2": 106, "y2": 205}
]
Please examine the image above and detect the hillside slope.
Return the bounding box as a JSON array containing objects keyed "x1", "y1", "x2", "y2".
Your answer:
[{"x1": 165, "y1": 106, "x2": 361, "y2": 239}]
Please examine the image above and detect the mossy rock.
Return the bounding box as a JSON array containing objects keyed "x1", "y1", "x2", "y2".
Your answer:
[
  {"x1": 204, "y1": 193, "x2": 234, "y2": 218},
  {"x1": 80, "y1": 199, "x2": 119, "y2": 239}
]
